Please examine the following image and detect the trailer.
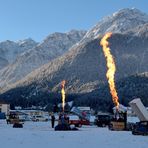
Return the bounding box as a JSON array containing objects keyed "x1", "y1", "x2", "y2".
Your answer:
[
  {"x1": 129, "y1": 98, "x2": 148, "y2": 121},
  {"x1": 129, "y1": 98, "x2": 148, "y2": 135}
]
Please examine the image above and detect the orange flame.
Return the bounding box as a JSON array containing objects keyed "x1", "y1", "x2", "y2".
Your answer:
[
  {"x1": 61, "y1": 80, "x2": 66, "y2": 112},
  {"x1": 100, "y1": 32, "x2": 119, "y2": 109}
]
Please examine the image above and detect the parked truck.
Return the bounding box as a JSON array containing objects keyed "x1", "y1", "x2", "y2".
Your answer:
[
  {"x1": 69, "y1": 107, "x2": 90, "y2": 127},
  {"x1": 7, "y1": 112, "x2": 23, "y2": 128}
]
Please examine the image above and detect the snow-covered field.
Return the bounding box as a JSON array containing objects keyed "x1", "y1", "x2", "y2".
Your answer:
[{"x1": 0, "y1": 120, "x2": 147, "y2": 148}]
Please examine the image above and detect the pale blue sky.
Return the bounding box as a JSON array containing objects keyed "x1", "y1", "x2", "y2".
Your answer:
[{"x1": 0, "y1": 0, "x2": 147, "y2": 41}]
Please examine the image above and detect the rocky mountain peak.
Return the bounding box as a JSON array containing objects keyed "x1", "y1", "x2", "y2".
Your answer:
[
  {"x1": 0, "y1": 38, "x2": 37, "y2": 66},
  {"x1": 17, "y1": 38, "x2": 37, "y2": 46},
  {"x1": 84, "y1": 8, "x2": 148, "y2": 41}
]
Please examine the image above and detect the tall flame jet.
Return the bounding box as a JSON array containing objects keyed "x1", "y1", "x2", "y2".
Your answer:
[
  {"x1": 100, "y1": 32, "x2": 119, "y2": 110},
  {"x1": 61, "y1": 80, "x2": 66, "y2": 112}
]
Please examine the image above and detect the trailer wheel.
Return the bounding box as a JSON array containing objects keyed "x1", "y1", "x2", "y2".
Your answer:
[
  {"x1": 78, "y1": 124, "x2": 82, "y2": 128},
  {"x1": 102, "y1": 123, "x2": 106, "y2": 127},
  {"x1": 108, "y1": 123, "x2": 113, "y2": 130},
  {"x1": 75, "y1": 124, "x2": 79, "y2": 127},
  {"x1": 132, "y1": 131, "x2": 137, "y2": 135}
]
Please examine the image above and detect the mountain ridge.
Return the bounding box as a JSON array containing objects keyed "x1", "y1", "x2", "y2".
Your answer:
[
  {"x1": 0, "y1": 8, "x2": 148, "y2": 110},
  {"x1": 0, "y1": 30, "x2": 86, "y2": 88}
]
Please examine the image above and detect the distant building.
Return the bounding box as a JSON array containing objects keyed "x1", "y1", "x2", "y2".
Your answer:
[
  {"x1": 77, "y1": 107, "x2": 91, "y2": 111},
  {"x1": 0, "y1": 102, "x2": 10, "y2": 115}
]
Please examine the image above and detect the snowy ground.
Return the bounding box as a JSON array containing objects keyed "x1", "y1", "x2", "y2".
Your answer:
[{"x1": 0, "y1": 119, "x2": 147, "y2": 148}]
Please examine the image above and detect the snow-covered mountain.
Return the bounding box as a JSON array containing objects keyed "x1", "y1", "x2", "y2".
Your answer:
[
  {"x1": 1, "y1": 8, "x2": 148, "y2": 98},
  {"x1": 125, "y1": 23, "x2": 148, "y2": 37},
  {"x1": 0, "y1": 30, "x2": 86, "y2": 88},
  {"x1": 0, "y1": 9, "x2": 148, "y2": 108},
  {"x1": 16, "y1": 38, "x2": 38, "y2": 51},
  {"x1": 83, "y1": 8, "x2": 148, "y2": 41},
  {"x1": 0, "y1": 38, "x2": 38, "y2": 69}
]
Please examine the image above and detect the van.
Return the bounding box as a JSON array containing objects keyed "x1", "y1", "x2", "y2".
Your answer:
[{"x1": 32, "y1": 115, "x2": 48, "y2": 122}]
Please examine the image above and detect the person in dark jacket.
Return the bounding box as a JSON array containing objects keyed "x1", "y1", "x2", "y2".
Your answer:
[
  {"x1": 6, "y1": 115, "x2": 10, "y2": 124},
  {"x1": 51, "y1": 113, "x2": 55, "y2": 128}
]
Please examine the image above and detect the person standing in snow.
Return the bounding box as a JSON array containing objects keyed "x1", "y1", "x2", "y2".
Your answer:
[
  {"x1": 6, "y1": 115, "x2": 10, "y2": 124},
  {"x1": 51, "y1": 113, "x2": 55, "y2": 128}
]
